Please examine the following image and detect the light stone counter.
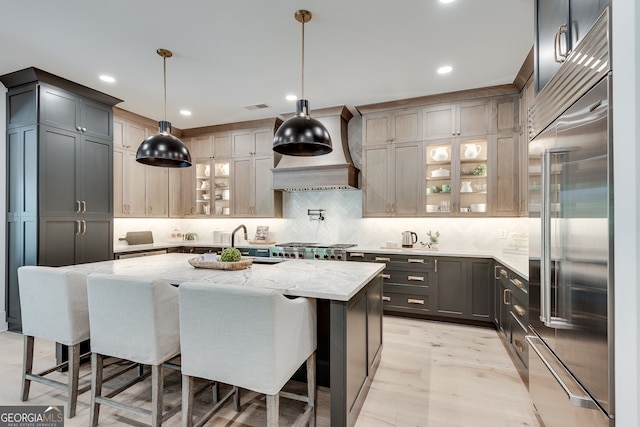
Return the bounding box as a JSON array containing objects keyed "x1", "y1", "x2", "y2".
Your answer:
[
  {"x1": 349, "y1": 246, "x2": 529, "y2": 280},
  {"x1": 69, "y1": 253, "x2": 384, "y2": 302}
]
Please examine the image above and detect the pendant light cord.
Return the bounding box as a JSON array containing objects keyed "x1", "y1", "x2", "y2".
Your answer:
[
  {"x1": 301, "y1": 16, "x2": 305, "y2": 101},
  {"x1": 163, "y1": 54, "x2": 167, "y2": 122}
]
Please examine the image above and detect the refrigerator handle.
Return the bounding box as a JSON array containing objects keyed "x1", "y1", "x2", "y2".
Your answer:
[
  {"x1": 540, "y1": 151, "x2": 551, "y2": 324},
  {"x1": 526, "y1": 335, "x2": 601, "y2": 411}
]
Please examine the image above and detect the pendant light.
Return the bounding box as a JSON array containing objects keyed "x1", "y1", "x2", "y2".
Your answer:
[
  {"x1": 136, "y1": 49, "x2": 192, "y2": 168},
  {"x1": 273, "y1": 10, "x2": 332, "y2": 156}
]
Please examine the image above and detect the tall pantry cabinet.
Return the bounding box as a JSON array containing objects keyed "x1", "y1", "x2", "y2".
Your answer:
[{"x1": 1, "y1": 68, "x2": 121, "y2": 331}]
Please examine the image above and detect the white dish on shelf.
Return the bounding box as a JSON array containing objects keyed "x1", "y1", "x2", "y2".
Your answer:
[
  {"x1": 202, "y1": 194, "x2": 211, "y2": 200},
  {"x1": 430, "y1": 168, "x2": 450, "y2": 178},
  {"x1": 470, "y1": 203, "x2": 486, "y2": 212},
  {"x1": 426, "y1": 204, "x2": 439, "y2": 212}
]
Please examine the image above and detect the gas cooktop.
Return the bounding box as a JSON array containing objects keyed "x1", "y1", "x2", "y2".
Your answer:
[
  {"x1": 270, "y1": 243, "x2": 357, "y2": 260},
  {"x1": 275, "y1": 242, "x2": 357, "y2": 249}
]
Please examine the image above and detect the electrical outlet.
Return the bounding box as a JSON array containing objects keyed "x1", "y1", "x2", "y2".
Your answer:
[{"x1": 499, "y1": 229, "x2": 507, "y2": 239}]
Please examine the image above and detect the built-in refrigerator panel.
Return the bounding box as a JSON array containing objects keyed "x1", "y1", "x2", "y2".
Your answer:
[{"x1": 528, "y1": 75, "x2": 613, "y2": 427}]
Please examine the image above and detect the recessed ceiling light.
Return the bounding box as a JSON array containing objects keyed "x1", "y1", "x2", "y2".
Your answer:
[
  {"x1": 437, "y1": 65, "x2": 453, "y2": 74},
  {"x1": 180, "y1": 110, "x2": 192, "y2": 116},
  {"x1": 99, "y1": 75, "x2": 115, "y2": 83},
  {"x1": 286, "y1": 94, "x2": 298, "y2": 101},
  {"x1": 439, "y1": 0, "x2": 455, "y2": 4}
]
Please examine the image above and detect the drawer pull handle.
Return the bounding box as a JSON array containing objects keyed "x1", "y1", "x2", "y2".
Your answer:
[
  {"x1": 350, "y1": 252, "x2": 365, "y2": 258},
  {"x1": 514, "y1": 340, "x2": 524, "y2": 353},
  {"x1": 407, "y1": 275, "x2": 424, "y2": 281},
  {"x1": 407, "y1": 258, "x2": 424, "y2": 263},
  {"x1": 381, "y1": 274, "x2": 391, "y2": 279},
  {"x1": 382, "y1": 296, "x2": 391, "y2": 301},
  {"x1": 257, "y1": 249, "x2": 269, "y2": 254},
  {"x1": 407, "y1": 298, "x2": 424, "y2": 305},
  {"x1": 503, "y1": 288, "x2": 511, "y2": 305},
  {"x1": 375, "y1": 257, "x2": 391, "y2": 262},
  {"x1": 513, "y1": 304, "x2": 526, "y2": 317}
]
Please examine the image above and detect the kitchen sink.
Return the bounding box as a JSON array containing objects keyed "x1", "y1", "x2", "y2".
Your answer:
[{"x1": 250, "y1": 257, "x2": 287, "y2": 264}]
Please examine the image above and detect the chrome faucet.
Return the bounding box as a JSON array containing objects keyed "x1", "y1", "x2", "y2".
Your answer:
[{"x1": 231, "y1": 224, "x2": 248, "y2": 247}]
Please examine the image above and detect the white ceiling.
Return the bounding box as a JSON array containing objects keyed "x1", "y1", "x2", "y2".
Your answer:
[{"x1": 0, "y1": 0, "x2": 534, "y2": 130}]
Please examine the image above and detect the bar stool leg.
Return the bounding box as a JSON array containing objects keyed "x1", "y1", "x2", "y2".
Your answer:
[
  {"x1": 182, "y1": 375, "x2": 194, "y2": 427},
  {"x1": 151, "y1": 364, "x2": 163, "y2": 427},
  {"x1": 21, "y1": 335, "x2": 34, "y2": 401},
  {"x1": 67, "y1": 343, "x2": 81, "y2": 418},
  {"x1": 90, "y1": 353, "x2": 103, "y2": 427},
  {"x1": 266, "y1": 393, "x2": 279, "y2": 427}
]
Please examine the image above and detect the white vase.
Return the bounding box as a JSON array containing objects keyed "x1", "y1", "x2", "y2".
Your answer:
[{"x1": 204, "y1": 165, "x2": 211, "y2": 177}]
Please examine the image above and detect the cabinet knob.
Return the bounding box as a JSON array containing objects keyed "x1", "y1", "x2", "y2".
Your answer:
[{"x1": 82, "y1": 127, "x2": 87, "y2": 132}]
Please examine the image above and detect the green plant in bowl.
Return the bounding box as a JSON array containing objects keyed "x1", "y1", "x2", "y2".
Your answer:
[
  {"x1": 472, "y1": 164, "x2": 487, "y2": 176},
  {"x1": 220, "y1": 247, "x2": 242, "y2": 262}
]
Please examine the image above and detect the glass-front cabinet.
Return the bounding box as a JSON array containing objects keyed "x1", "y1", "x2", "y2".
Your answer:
[
  {"x1": 425, "y1": 137, "x2": 489, "y2": 216},
  {"x1": 195, "y1": 159, "x2": 231, "y2": 216}
]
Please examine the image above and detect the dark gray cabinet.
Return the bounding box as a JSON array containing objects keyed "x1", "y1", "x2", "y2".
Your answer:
[
  {"x1": 434, "y1": 257, "x2": 492, "y2": 322},
  {"x1": 348, "y1": 252, "x2": 435, "y2": 316},
  {"x1": 347, "y1": 252, "x2": 492, "y2": 324},
  {"x1": 494, "y1": 263, "x2": 529, "y2": 383},
  {"x1": 535, "y1": 0, "x2": 610, "y2": 94},
  {"x1": 1, "y1": 67, "x2": 121, "y2": 331}
]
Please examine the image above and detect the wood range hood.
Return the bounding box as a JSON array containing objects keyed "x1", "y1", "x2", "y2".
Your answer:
[{"x1": 272, "y1": 105, "x2": 359, "y2": 191}]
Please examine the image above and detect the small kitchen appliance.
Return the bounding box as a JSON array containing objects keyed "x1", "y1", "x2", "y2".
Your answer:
[{"x1": 401, "y1": 231, "x2": 418, "y2": 248}]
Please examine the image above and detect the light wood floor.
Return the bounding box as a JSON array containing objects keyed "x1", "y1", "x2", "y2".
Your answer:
[{"x1": 0, "y1": 316, "x2": 540, "y2": 426}]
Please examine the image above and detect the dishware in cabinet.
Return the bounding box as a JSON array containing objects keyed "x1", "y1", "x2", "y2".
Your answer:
[
  {"x1": 458, "y1": 138, "x2": 489, "y2": 215},
  {"x1": 195, "y1": 160, "x2": 231, "y2": 216},
  {"x1": 425, "y1": 138, "x2": 489, "y2": 215}
]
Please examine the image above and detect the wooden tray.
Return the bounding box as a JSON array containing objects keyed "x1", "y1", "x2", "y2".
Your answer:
[{"x1": 188, "y1": 256, "x2": 253, "y2": 270}]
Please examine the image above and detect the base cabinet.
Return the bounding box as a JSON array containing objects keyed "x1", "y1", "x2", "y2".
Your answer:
[
  {"x1": 434, "y1": 257, "x2": 492, "y2": 321},
  {"x1": 348, "y1": 252, "x2": 492, "y2": 324},
  {"x1": 494, "y1": 263, "x2": 529, "y2": 382}
]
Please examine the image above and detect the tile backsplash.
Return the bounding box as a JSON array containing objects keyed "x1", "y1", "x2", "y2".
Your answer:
[{"x1": 115, "y1": 190, "x2": 527, "y2": 252}]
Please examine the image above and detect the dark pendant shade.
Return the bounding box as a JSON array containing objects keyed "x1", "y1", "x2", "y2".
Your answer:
[
  {"x1": 136, "y1": 121, "x2": 192, "y2": 167},
  {"x1": 273, "y1": 99, "x2": 332, "y2": 156}
]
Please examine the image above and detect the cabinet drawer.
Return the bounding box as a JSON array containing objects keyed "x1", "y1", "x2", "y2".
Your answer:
[
  {"x1": 510, "y1": 313, "x2": 528, "y2": 368},
  {"x1": 348, "y1": 252, "x2": 434, "y2": 269},
  {"x1": 384, "y1": 283, "x2": 430, "y2": 296},
  {"x1": 382, "y1": 290, "x2": 430, "y2": 313},
  {"x1": 382, "y1": 268, "x2": 430, "y2": 286},
  {"x1": 510, "y1": 287, "x2": 528, "y2": 327}
]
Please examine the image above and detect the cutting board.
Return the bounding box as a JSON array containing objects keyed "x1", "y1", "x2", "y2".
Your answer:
[{"x1": 119, "y1": 231, "x2": 154, "y2": 245}]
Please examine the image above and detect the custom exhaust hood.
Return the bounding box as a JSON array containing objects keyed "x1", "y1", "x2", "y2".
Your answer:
[{"x1": 272, "y1": 105, "x2": 360, "y2": 191}]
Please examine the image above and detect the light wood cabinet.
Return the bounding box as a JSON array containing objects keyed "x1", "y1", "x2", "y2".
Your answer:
[
  {"x1": 363, "y1": 108, "x2": 422, "y2": 145},
  {"x1": 424, "y1": 100, "x2": 491, "y2": 140},
  {"x1": 363, "y1": 142, "x2": 422, "y2": 216},
  {"x1": 492, "y1": 134, "x2": 520, "y2": 216},
  {"x1": 425, "y1": 138, "x2": 490, "y2": 216},
  {"x1": 185, "y1": 124, "x2": 281, "y2": 218},
  {"x1": 112, "y1": 112, "x2": 169, "y2": 217},
  {"x1": 362, "y1": 89, "x2": 522, "y2": 217}
]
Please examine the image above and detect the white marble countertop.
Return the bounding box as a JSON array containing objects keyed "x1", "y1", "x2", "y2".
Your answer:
[
  {"x1": 348, "y1": 246, "x2": 529, "y2": 280},
  {"x1": 113, "y1": 242, "x2": 528, "y2": 280},
  {"x1": 68, "y1": 253, "x2": 384, "y2": 302}
]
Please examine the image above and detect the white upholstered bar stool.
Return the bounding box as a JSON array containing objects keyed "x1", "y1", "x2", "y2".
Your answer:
[
  {"x1": 179, "y1": 282, "x2": 317, "y2": 427},
  {"x1": 86, "y1": 273, "x2": 181, "y2": 427},
  {"x1": 17, "y1": 266, "x2": 90, "y2": 418}
]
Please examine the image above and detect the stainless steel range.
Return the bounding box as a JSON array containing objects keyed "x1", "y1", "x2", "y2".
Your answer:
[{"x1": 270, "y1": 243, "x2": 356, "y2": 261}]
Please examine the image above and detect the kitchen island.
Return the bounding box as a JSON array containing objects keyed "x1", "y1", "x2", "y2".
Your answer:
[{"x1": 68, "y1": 253, "x2": 385, "y2": 427}]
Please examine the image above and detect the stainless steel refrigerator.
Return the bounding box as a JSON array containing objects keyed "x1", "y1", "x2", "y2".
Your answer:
[{"x1": 527, "y1": 8, "x2": 614, "y2": 427}]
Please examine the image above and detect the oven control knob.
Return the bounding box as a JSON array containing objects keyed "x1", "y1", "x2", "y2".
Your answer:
[
  {"x1": 336, "y1": 254, "x2": 343, "y2": 260},
  {"x1": 314, "y1": 254, "x2": 320, "y2": 259},
  {"x1": 330, "y1": 254, "x2": 336, "y2": 259},
  {"x1": 323, "y1": 254, "x2": 329, "y2": 259},
  {"x1": 278, "y1": 252, "x2": 284, "y2": 257}
]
